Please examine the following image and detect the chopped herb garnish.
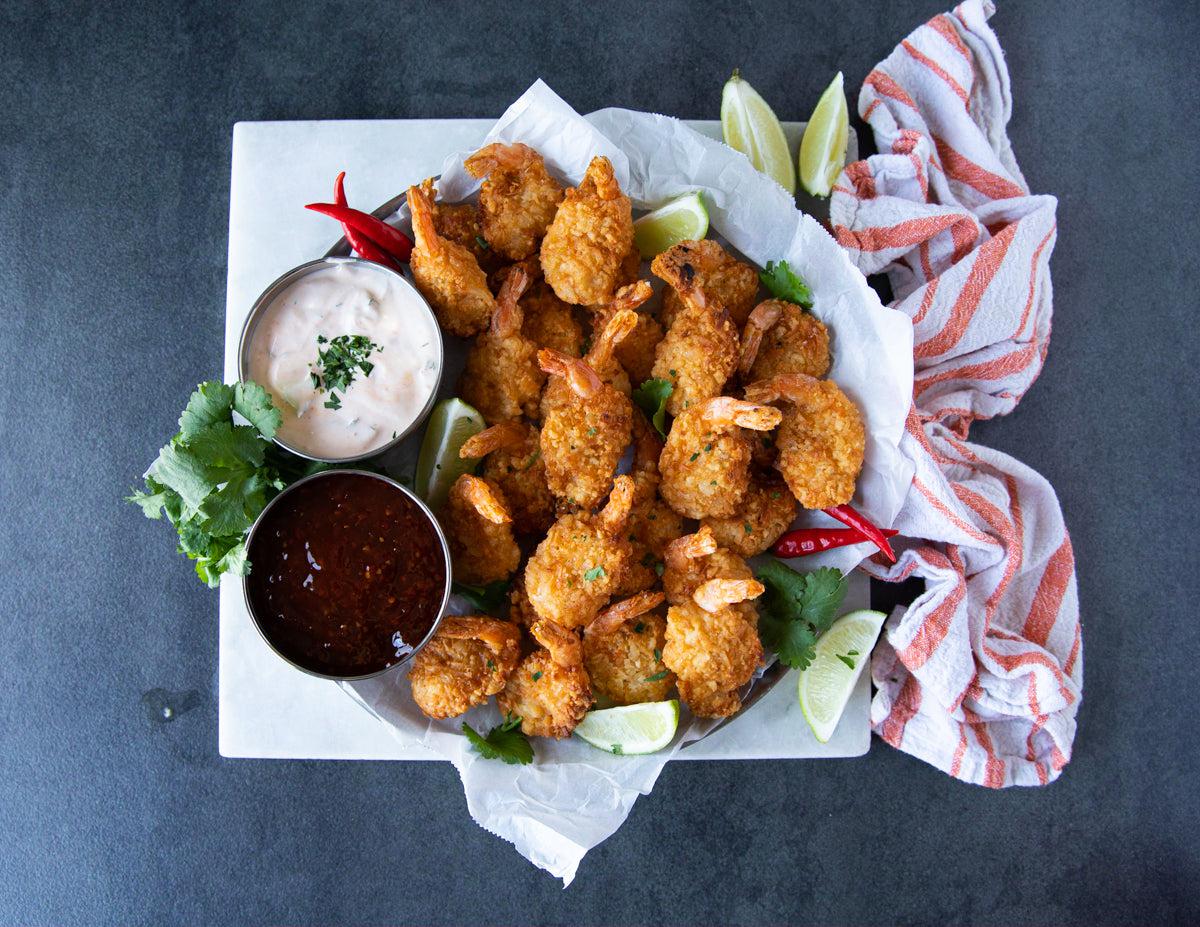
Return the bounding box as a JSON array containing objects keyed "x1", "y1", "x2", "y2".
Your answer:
[
  {"x1": 757, "y1": 563, "x2": 848, "y2": 671},
  {"x1": 583, "y1": 566, "x2": 606, "y2": 582},
  {"x1": 611, "y1": 744, "x2": 624, "y2": 755},
  {"x1": 462, "y1": 713, "x2": 533, "y2": 765},
  {"x1": 634, "y1": 622, "x2": 646, "y2": 633},
  {"x1": 704, "y1": 443, "x2": 713, "y2": 452},
  {"x1": 486, "y1": 659, "x2": 496, "y2": 671},
  {"x1": 521, "y1": 449, "x2": 541, "y2": 471},
  {"x1": 653, "y1": 647, "x2": 662, "y2": 662},
  {"x1": 709, "y1": 479, "x2": 717, "y2": 485},
  {"x1": 531, "y1": 671, "x2": 543, "y2": 682},
  {"x1": 770, "y1": 491, "x2": 782, "y2": 499},
  {"x1": 653, "y1": 561, "x2": 665, "y2": 577},
  {"x1": 836, "y1": 654, "x2": 857, "y2": 670},
  {"x1": 744, "y1": 522, "x2": 754, "y2": 534},
  {"x1": 475, "y1": 235, "x2": 490, "y2": 250},
  {"x1": 312, "y1": 333, "x2": 380, "y2": 411},
  {"x1": 587, "y1": 427, "x2": 597, "y2": 437},
  {"x1": 644, "y1": 670, "x2": 669, "y2": 682},
  {"x1": 323, "y1": 394, "x2": 342, "y2": 410},
  {"x1": 689, "y1": 451, "x2": 700, "y2": 462},
  {"x1": 632, "y1": 378, "x2": 673, "y2": 438},
  {"x1": 759, "y1": 259, "x2": 813, "y2": 308}
]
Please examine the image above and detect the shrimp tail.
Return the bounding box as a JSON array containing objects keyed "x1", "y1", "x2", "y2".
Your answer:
[
  {"x1": 692, "y1": 578, "x2": 765, "y2": 612},
  {"x1": 738, "y1": 302, "x2": 783, "y2": 378},
  {"x1": 699, "y1": 397, "x2": 783, "y2": 432},
  {"x1": 664, "y1": 526, "x2": 718, "y2": 574},
  {"x1": 406, "y1": 181, "x2": 441, "y2": 253},
  {"x1": 465, "y1": 141, "x2": 539, "y2": 178},
  {"x1": 585, "y1": 590, "x2": 666, "y2": 639},
  {"x1": 491, "y1": 263, "x2": 532, "y2": 336},
  {"x1": 438, "y1": 616, "x2": 521, "y2": 655},
  {"x1": 582, "y1": 155, "x2": 622, "y2": 201},
  {"x1": 459, "y1": 420, "x2": 529, "y2": 459},
  {"x1": 743, "y1": 373, "x2": 821, "y2": 405},
  {"x1": 586, "y1": 307, "x2": 639, "y2": 369},
  {"x1": 538, "y1": 348, "x2": 602, "y2": 399},
  {"x1": 452, "y1": 474, "x2": 511, "y2": 525},
  {"x1": 531, "y1": 619, "x2": 584, "y2": 667},
  {"x1": 596, "y1": 474, "x2": 636, "y2": 534}
]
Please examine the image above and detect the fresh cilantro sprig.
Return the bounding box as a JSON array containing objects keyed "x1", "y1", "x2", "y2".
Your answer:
[
  {"x1": 759, "y1": 260, "x2": 813, "y2": 308},
  {"x1": 127, "y1": 380, "x2": 318, "y2": 588},
  {"x1": 462, "y1": 714, "x2": 533, "y2": 765},
  {"x1": 633, "y1": 378, "x2": 673, "y2": 438},
  {"x1": 312, "y1": 334, "x2": 380, "y2": 410},
  {"x1": 451, "y1": 579, "x2": 510, "y2": 614},
  {"x1": 756, "y1": 562, "x2": 847, "y2": 670}
]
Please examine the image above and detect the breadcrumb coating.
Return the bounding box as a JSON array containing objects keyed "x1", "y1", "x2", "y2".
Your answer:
[
  {"x1": 659, "y1": 239, "x2": 759, "y2": 329},
  {"x1": 739, "y1": 300, "x2": 831, "y2": 382},
  {"x1": 442, "y1": 474, "x2": 520, "y2": 585},
  {"x1": 409, "y1": 616, "x2": 522, "y2": 719},
  {"x1": 498, "y1": 620, "x2": 592, "y2": 738},
  {"x1": 701, "y1": 472, "x2": 797, "y2": 556},
  {"x1": 466, "y1": 142, "x2": 564, "y2": 261},
  {"x1": 583, "y1": 592, "x2": 674, "y2": 705},
  {"x1": 460, "y1": 421, "x2": 555, "y2": 536}
]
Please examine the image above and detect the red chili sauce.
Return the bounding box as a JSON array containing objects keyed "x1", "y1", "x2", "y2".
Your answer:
[{"x1": 246, "y1": 472, "x2": 446, "y2": 677}]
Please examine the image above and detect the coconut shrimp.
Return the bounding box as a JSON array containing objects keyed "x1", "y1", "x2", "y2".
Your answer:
[
  {"x1": 407, "y1": 180, "x2": 496, "y2": 338},
  {"x1": 585, "y1": 297, "x2": 647, "y2": 395},
  {"x1": 650, "y1": 243, "x2": 740, "y2": 416},
  {"x1": 498, "y1": 619, "x2": 592, "y2": 738},
  {"x1": 744, "y1": 374, "x2": 865, "y2": 510},
  {"x1": 540, "y1": 156, "x2": 634, "y2": 306},
  {"x1": 507, "y1": 573, "x2": 539, "y2": 629},
  {"x1": 442, "y1": 474, "x2": 521, "y2": 586},
  {"x1": 662, "y1": 526, "x2": 759, "y2": 627},
  {"x1": 658, "y1": 239, "x2": 759, "y2": 329},
  {"x1": 738, "y1": 299, "x2": 831, "y2": 382},
  {"x1": 701, "y1": 472, "x2": 797, "y2": 557},
  {"x1": 583, "y1": 591, "x2": 674, "y2": 705},
  {"x1": 664, "y1": 578, "x2": 765, "y2": 718},
  {"x1": 491, "y1": 258, "x2": 585, "y2": 357},
  {"x1": 538, "y1": 349, "x2": 633, "y2": 510},
  {"x1": 523, "y1": 475, "x2": 636, "y2": 629},
  {"x1": 459, "y1": 420, "x2": 555, "y2": 536},
  {"x1": 658, "y1": 397, "x2": 782, "y2": 519},
  {"x1": 408, "y1": 616, "x2": 522, "y2": 719},
  {"x1": 459, "y1": 265, "x2": 543, "y2": 423},
  {"x1": 616, "y1": 414, "x2": 686, "y2": 596},
  {"x1": 465, "y1": 142, "x2": 564, "y2": 261}
]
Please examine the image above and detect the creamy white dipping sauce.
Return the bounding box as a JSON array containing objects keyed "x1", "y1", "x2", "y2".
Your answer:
[{"x1": 247, "y1": 261, "x2": 441, "y2": 459}]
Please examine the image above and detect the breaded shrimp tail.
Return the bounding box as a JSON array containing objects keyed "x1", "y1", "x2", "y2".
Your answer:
[
  {"x1": 538, "y1": 348, "x2": 603, "y2": 399},
  {"x1": 452, "y1": 474, "x2": 511, "y2": 525},
  {"x1": 692, "y1": 578, "x2": 765, "y2": 613},
  {"x1": 490, "y1": 263, "x2": 532, "y2": 337},
  {"x1": 596, "y1": 475, "x2": 637, "y2": 535},
  {"x1": 585, "y1": 590, "x2": 666, "y2": 639}
]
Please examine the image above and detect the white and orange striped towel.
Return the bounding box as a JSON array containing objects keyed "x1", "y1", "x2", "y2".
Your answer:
[{"x1": 831, "y1": 0, "x2": 1080, "y2": 786}]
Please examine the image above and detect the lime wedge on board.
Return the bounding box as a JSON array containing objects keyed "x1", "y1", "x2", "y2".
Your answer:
[
  {"x1": 798, "y1": 72, "x2": 850, "y2": 197},
  {"x1": 633, "y1": 192, "x2": 709, "y2": 258},
  {"x1": 798, "y1": 609, "x2": 886, "y2": 742},
  {"x1": 721, "y1": 70, "x2": 796, "y2": 194},
  {"x1": 414, "y1": 398, "x2": 485, "y2": 511},
  {"x1": 574, "y1": 700, "x2": 680, "y2": 755}
]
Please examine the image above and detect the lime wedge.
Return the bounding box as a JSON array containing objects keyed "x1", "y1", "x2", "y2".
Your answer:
[
  {"x1": 798, "y1": 609, "x2": 886, "y2": 742},
  {"x1": 721, "y1": 70, "x2": 796, "y2": 194},
  {"x1": 633, "y1": 192, "x2": 709, "y2": 258},
  {"x1": 574, "y1": 700, "x2": 679, "y2": 755},
  {"x1": 798, "y1": 72, "x2": 850, "y2": 197},
  {"x1": 414, "y1": 398, "x2": 485, "y2": 511}
]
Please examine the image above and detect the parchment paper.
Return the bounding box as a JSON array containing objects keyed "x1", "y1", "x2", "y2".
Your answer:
[{"x1": 346, "y1": 80, "x2": 915, "y2": 885}]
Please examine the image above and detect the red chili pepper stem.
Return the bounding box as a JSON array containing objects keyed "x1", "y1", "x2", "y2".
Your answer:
[
  {"x1": 306, "y1": 202, "x2": 413, "y2": 263},
  {"x1": 331, "y1": 173, "x2": 403, "y2": 271},
  {"x1": 822, "y1": 504, "x2": 898, "y2": 563},
  {"x1": 772, "y1": 527, "x2": 898, "y2": 559}
]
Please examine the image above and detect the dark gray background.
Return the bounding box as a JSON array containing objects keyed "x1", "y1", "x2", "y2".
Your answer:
[{"x1": 2, "y1": 0, "x2": 1197, "y2": 924}]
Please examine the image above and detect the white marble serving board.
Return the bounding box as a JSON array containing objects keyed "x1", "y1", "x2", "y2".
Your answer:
[{"x1": 219, "y1": 117, "x2": 870, "y2": 761}]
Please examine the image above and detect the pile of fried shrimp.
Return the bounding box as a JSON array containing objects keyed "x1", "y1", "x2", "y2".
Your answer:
[{"x1": 403, "y1": 142, "x2": 866, "y2": 740}]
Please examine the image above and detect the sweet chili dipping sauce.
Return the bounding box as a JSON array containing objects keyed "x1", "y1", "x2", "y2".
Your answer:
[{"x1": 246, "y1": 471, "x2": 447, "y2": 678}]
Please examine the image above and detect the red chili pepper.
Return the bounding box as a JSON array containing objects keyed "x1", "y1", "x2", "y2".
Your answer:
[
  {"x1": 822, "y1": 504, "x2": 898, "y2": 563},
  {"x1": 772, "y1": 526, "x2": 899, "y2": 559},
  {"x1": 305, "y1": 201, "x2": 414, "y2": 263},
  {"x1": 330, "y1": 173, "x2": 403, "y2": 271}
]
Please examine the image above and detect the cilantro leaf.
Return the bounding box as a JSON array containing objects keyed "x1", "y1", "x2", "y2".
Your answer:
[
  {"x1": 583, "y1": 566, "x2": 606, "y2": 582},
  {"x1": 452, "y1": 579, "x2": 510, "y2": 614},
  {"x1": 197, "y1": 471, "x2": 270, "y2": 536},
  {"x1": 126, "y1": 480, "x2": 179, "y2": 521},
  {"x1": 186, "y1": 422, "x2": 265, "y2": 470},
  {"x1": 462, "y1": 715, "x2": 533, "y2": 765},
  {"x1": 756, "y1": 561, "x2": 847, "y2": 670},
  {"x1": 233, "y1": 381, "x2": 282, "y2": 439},
  {"x1": 178, "y1": 381, "x2": 235, "y2": 439},
  {"x1": 149, "y1": 442, "x2": 224, "y2": 513},
  {"x1": 633, "y1": 378, "x2": 673, "y2": 438},
  {"x1": 759, "y1": 260, "x2": 813, "y2": 308}
]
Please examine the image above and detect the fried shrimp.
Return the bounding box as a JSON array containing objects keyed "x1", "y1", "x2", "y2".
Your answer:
[
  {"x1": 658, "y1": 239, "x2": 759, "y2": 329},
  {"x1": 744, "y1": 374, "x2": 866, "y2": 510},
  {"x1": 537, "y1": 349, "x2": 633, "y2": 510},
  {"x1": 442, "y1": 474, "x2": 521, "y2": 585},
  {"x1": 590, "y1": 279, "x2": 662, "y2": 387},
  {"x1": 408, "y1": 180, "x2": 497, "y2": 338},
  {"x1": 651, "y1": 243, "x2": 740, "y2": 416},
  {"x1": 662, "y1": 526, "x2": 759, "y2": 626},
  {"x1": 408, "y1": 616, "x2": 522, "y2": 719},
  {"x1": 459, "y1": 420, "x2": 555, "y2": 535},
  {"x1": 664, "y1": 578, "x2": 764, "y2": 718},
  {"x1": 540, "y1": 156, "x2": 634, "y2": 306},
  {"x1": 586, "y1": 296, "x2": 646, "y2": 395},
  {"x1": 465, "y1": 142, "x2": 564, "y2": 260},
  {"x1": 498, "y1": 619, "x2": 592, "y2": 738},
  {"x1": 738, "y1": 299, "x2": 831, "y2": 382},
  {"x1": 523, "y1": 279, "x2": 585, "y2": 356},
  {"x1": 616, "y1": 414, "x2": 685, "y2": 595},
  {"x1": 459, "y1": 264, "x2": 543, "y2": 423},
  {"x1": 701, "y1": 472, "x2": 797, "y2": 556},
  {"x1": 583, "y1": 591, "x2": 674, "y2": 705},
  {"x1": 523, "y1": 475, "x2": 636, "y2": 629},
  {"x1": 658, "y1": 397, "x2": 782, "y2": 519}
]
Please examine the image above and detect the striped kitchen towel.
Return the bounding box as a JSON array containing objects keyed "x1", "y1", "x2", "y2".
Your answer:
[{"x1": 830, "y1": 0, "x2": 1080, "y2": 786}]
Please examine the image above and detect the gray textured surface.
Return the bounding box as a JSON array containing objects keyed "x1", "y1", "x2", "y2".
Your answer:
[{"x1": 1, "y1": 1, "x2": 1197, "y2": 924}]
